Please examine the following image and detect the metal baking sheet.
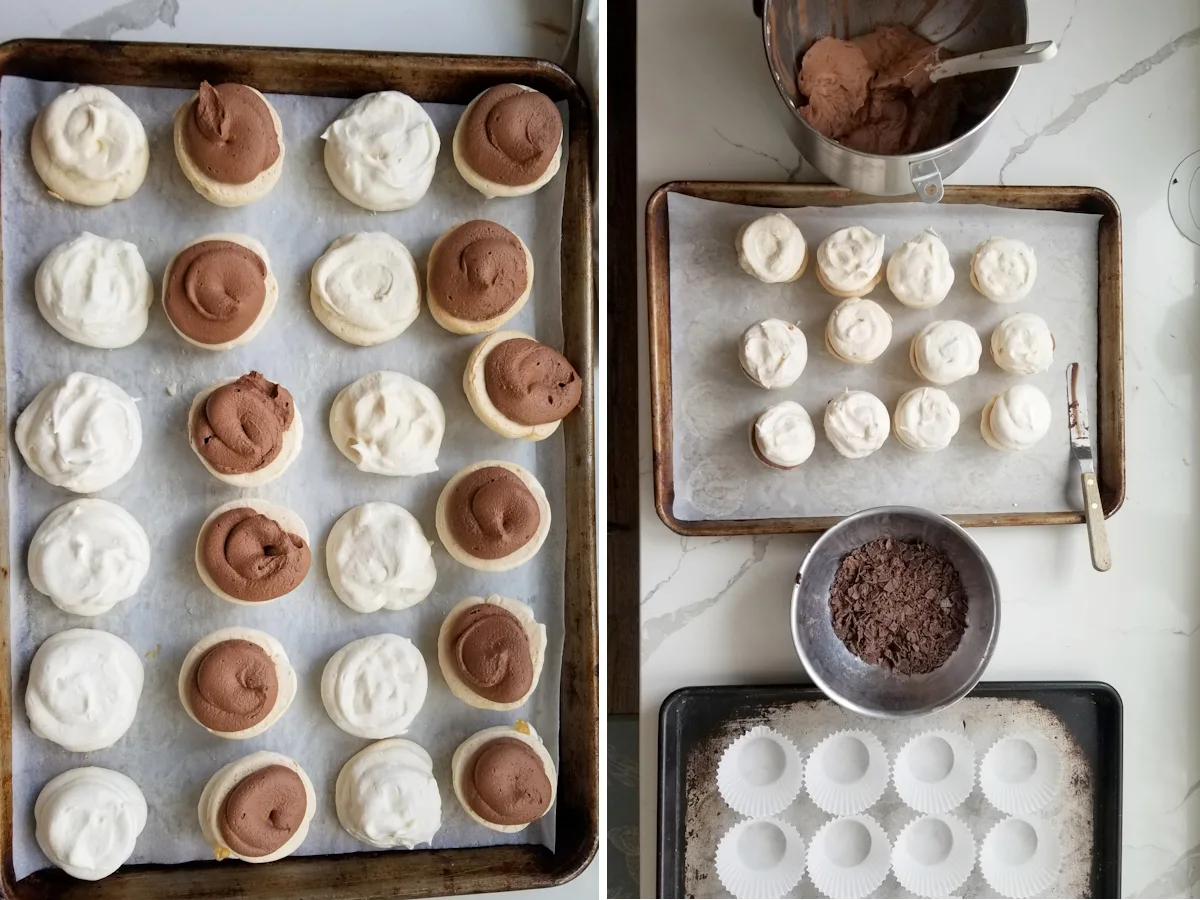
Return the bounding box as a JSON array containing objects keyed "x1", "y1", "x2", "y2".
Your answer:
[{"x1": 657, "y1": 682, "x2": 1122, "y2": 899}]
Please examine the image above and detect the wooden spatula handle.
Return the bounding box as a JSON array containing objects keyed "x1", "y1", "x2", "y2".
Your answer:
[{"x1": 1081, "y1": 472, "x2": 1111, "y2": 571}]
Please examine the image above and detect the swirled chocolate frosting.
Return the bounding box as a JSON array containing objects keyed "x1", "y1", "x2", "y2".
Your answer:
[
  {"x1": 189, "y1": 639, "x2": 279, "y2": 732},
  {"x1": 200, "y1": 507, "x2": 310, "y2": 602},
  {"x1": 165, "y1": 240, "x2": 267, "y2": 346},
  {"x1": 446, "y1": 467, "x2": 539, "y2": 560},
  {"x1": 429, "y1": 220, "x2": 527, "y2": 322},
  {"x1": 464, "y1": 738, "x2": 552, "y2": 826},
  {"x1": 184, "y1": 81, "x2": 280, "y2": 185},
  {"x1": 459, "y1": 85, "x2": 562, "y2": 186},
  {"x1": 452, "y1": 604, "x2": 533, "y2": 703},
  {"x1": 484, "y1": 338, "x2": 581, "y2": 426},
  {"x1": 219, "y1": 764, "x2": 306, "y2": 857},
  {"x1": 192, "y1": 372, "x2": 294, "y2": 475}
]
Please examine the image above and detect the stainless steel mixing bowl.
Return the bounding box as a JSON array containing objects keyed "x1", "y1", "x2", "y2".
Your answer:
[
  {"x1": 759, "y1": 0, "x2": 1028, "y2": 201},
  {"x1": 791, "y1": 507, "x2": 1000, "y2": 718}
]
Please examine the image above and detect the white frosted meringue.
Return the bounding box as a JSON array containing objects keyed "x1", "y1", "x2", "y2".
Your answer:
[
  {"x1": 971, "y1": 236, "x2": 1037, "y2": 303},
  {"x1": 991, "y1": 313, "x2": 1055, "y2": 375},
  {"x1": 29, "y1": 499, "x2": 149, "y2": 616},
  {"x1": 31, "y1": 86, "x2": 149, "y2": 206},
  {"x1": 894, "y1": 388, "x2": 960, "y2": 452},
  {"x1": 816, "y1": 225, "x2": 885, "y2": 296},
  {"x1": 35, "y1": 233, "x2": 153, "y2": 348},
  {"x1": 322, "y1": 92, "x2": 440, "y2": 211},
  {"x1": 35, "y1": 767, "x2": 146, "y2": 881},
  {"x1": 982, "y1": 384, "x2": 1052, "y2": 451},
  {"x1": 329, "y1": 371, "x2": 445, "y2": 475},
  {"x1": 910, "y1": 320, "x2": 982, "y2": 385},
  {"x1": 739, "y1": 319, "x2": 808, "y2": 389},
  {"x1": 825, "y1": 297, "x2": 892, "y2": 364},
  {"x1": 336, "y1": 738, "x2": 442, "y2": 849},
  {"x1": 16, "y1": 372, "x2": 142, "y2": 493},
  {"x1": 310, "y1": 233, "x2": 422, "y2": 346},
  {"x1": 752, "y1": 401, "x2": 816, "y2": 469},
  {"x1": 321, "y1": 634, "x2": 429, "y2": 739},
  {"x1": 327, "y1": 503, "x2": 436, "y2": 613},
  {"x1": 824, "y1": 390, "x2": 890, "y2": 459},
  {"x1": 736, "y1": 214, "x2": 808, "y2": 283},
  {"x1": 26, "y1": 628, "x2": 143, "y2": 752},
  {"x1": 887, "y1": 229, "x2": 955, "y2": 309}
]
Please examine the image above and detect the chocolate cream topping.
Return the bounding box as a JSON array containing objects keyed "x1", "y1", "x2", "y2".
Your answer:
[
  {"x1": 189, "y1": 639, "x2": 279, "y2": 733},
  {"x1": 452, "y1": 604, "x2": 534, "y2": 703},
  {"x1": 219, "y1": 764, "x2": 306, "y2": 857},
  {"x1": 429, "y1": 221, "x2": 528, "y2": 322},
  {"x1": 165, "y1": 240, "x2": 267, "y2": 346},
  {"x1": 192, "y1": 372, "x2": 294, "y2": 475},
  {"x1": 184, "y1": 81, "x2": 280, "y2": 185},
  {"x1": 201, "y1": 507, "x2": 311, "y2": 602},
  {"x1": 460, "y1": 84, "x2": 562, "y2": 187},
  {"x1": 446, "y1": 467, "x2": 540, "y2": 560},
  {"x1": 465, "y1": 738, "x2": 552, "y2": 826},
  {"x1": 484, "y1": 338, "x2": 581, "y2": 426}
]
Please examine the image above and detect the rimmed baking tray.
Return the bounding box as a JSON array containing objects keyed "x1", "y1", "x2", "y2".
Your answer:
[
  {"x1": 0, "y1": 39, "x2": 595, "y2": 900},
  {"x1": 646, "y1": 181, "x2": 1124, "y2": 536}
]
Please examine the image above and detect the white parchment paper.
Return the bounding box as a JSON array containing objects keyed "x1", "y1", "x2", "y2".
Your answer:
[
  {"x1": 667, "y1": 194, "x2": 1101, "y2": 522},
  {"x1": 1, "y1": 76, "x2": 569, "y2": 879}
]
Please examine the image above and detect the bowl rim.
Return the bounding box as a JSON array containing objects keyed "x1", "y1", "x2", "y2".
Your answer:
[{"x1": 789, "y1": 505, "x2": 1001, "y2": 719}]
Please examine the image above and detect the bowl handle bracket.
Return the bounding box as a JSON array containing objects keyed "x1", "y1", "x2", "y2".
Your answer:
[{"x1": 910, "y1": 159, "x2": 945, "y2": 204}]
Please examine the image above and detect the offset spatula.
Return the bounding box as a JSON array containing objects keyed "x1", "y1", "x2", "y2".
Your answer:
[{"x1": 1067, "y1": 363, "x2": 1111, "y2": 571}]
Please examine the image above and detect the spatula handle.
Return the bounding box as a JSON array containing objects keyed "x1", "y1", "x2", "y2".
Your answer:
[{"x1": 1081, "y1": 471, "x2": 1111, "y2": 572}]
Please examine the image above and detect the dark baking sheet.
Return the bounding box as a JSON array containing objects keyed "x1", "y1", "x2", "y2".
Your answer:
[{"x1": 657, "y1": 682, "x2": 1122, "y2": 899}]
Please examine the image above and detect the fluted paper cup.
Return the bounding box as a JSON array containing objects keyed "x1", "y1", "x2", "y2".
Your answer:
[
  {"x1": 893, "y1": 730, "x2": 976, "y2": 814},
  {"x1": 980, "y1": 734, "x2": 1062, "y2": 815},
  {"x1": 806, "y1": 814, "x2": 891, "y2": 899},
  {"x1": 715, "y1": 817, "x2": 806, "y2": 899},
  {"x1": 891, "y1": 813, "x2": 977, "y2": 897},
  {"x1": 717, "y1": 725, "x2": 804, "y2": 817},
  {"x1": 980, "y1": 815, "x2": 1061, "y2": 898},
  {"x1": 804, "y1": 729, "x2": 889, "y2": 816}
]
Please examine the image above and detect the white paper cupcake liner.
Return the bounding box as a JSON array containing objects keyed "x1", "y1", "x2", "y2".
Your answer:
[
  {"x1": 891, "y1": 813, "x2": 977, "y2": 897},
  {"x1": 980, "y1": 733, "x2": 1062, "y2": 815},
  {"x1": 804, "y1": 729, "x2": 890, "y2": 816},
  {"x1": 807, "y1": 814, "x2": 891, "y2": 899},
  {"x1": 893, "y1": 730, "x2": 976, "y2": 814},
  {"x1": 715, "y1": 817, "x2": 806, "y2": 899},
  {"x1": 717, "y1": 725, "x2": 804, "y2": 817},
  {"x1": 980, "y1": 816, "x2": 1061, "y2": 898}
]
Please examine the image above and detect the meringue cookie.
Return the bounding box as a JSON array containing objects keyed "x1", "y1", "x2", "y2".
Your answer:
[
  {"x1": 327, "y1": 503, "x2": 437, "y2": 613},
  {"x1": 195, "y1": 499, "x2": 310, "y2": 606},
  {"x1": 29, "y1": 499, "x2": 149, "y2": 616},
  {"x1": 435, "y1": 460, "x2": 552, "y2": 572},
  {"x1": 323, "y1": 92, "x2": 439, "y2": 211},
  {"x1": 824, "y1": 390, "x2": 890, "y2": 459},
  {"x1": 451, "y1": 722, "x2": 557, "y2": 833},
  {"x1": 739, "y1": 319, "x2": 808, "y2": 389},
  {"x1": 894, "y1": 388, "x2": 960, "y2": 452},
  {"x1": 198, "y1": 751, "x2": 316, "y2": 863},
  {"x1": 437, "y1": 595, "x2": 548, "y2": 710},
  {"x1": 462, "y1": 331, "x2": 581, "y2": 441},
  {"x1": 982, "y1": 384, "x2": 1052, "y2": 451},
  {"x1": 887, "y1": 229, "x2": 955, "y2": 309},
  {"x1": 452, "y1": 85, "x2": 562, "y2": 199},
  {"x1": 971, "y1": 236, "x2": 1037, "y2": 303},
  {"x1": 736, "y1": 214, "x2": 808, "y2": 283},
  {"x1": 27, "y1": 628, "x2": 143, "y2": 752},
  {"x1": 991, "y1": 313, "x2": 1055, "y2": 375},
  {"x1": 329, "y1": 371, "x2": 445, "y2": 476},
  {"x1": 30, "y1": 86, "x2": 149, "y2": 206},
  {"x1": 35, "y1": 767, "x2": 147, "y2": 880},
  {"x1": 310, "y1": 233, "x2": 422, "y2": 346},
  {"x1": 35, "y1": 233, "x2": 153, "y2": 348},
  {"x1": 336, "y1": 738, "x2": 442, "y2": 849},
  {"x1": 16, "y1": 372, "x2": 142, "y2": 494},
  {"x1": 815, "y1": 225, "x2": 885, "y2": 297},
  {"x1": 321, "y1": 634, "x2": 429, "y2": 739},
  {"x1": 825, "y1": 297, "x2": 892, "y2": 364},
  {"x1": 910, "y1": 320, "x2": 982, "y2": 385},
  {"x1": 751, "y1": 401, "x2": 816, "y2": 469}
]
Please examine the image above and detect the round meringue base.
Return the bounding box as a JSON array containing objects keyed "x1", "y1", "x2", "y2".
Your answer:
[
  {"x1": 463, "y1": 331, "x2": 563, "y2": 441},
  {"x1": 187, "y1": 378, "x2": 303, "y2": 487},
  {"x1": 450, "y1": 723, "x2": 558, "y2": 833},
  {"x1": 194, "y1": 499, "x2": 309, "y2": 605},
  {"x1": 435, "y1": 460, "x2": 551, "y2": 572},
  {"x1": 309, "y1": 234, "x2": 422, "y2": 346},
  {"x1": 426, "y1": 226, "x2": 535, "y2": 335},
  {"x1": 437, "y1": 595, "x2": 547, "y2": 710},
  {"x1": 452, "y1": 88, "x2": 562, "y2": 199},
  {"x1": 198, "y1": 751, "x2": 316, "y2": 863},
  {"x1": 815, "y1": 262, "x2": 881, "y2": 299}
]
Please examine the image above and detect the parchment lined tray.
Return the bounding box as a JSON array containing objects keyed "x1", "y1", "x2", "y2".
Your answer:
[{"x1": 646, "y1": 183, "x2": 1124, "y2": 536}]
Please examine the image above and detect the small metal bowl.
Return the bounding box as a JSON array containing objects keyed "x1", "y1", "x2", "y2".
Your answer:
[{"x1": 791, "y1": 506, "x2": 1000, "y2": 718}]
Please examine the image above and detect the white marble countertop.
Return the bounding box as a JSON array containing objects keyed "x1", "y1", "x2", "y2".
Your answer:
[{"x1": 638, "y1": 1, "x2": 1200, "y2": 896}]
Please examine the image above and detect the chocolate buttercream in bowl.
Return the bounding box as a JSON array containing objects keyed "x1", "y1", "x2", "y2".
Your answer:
[
  {"x1": 201, "y1": 507, "x2": 310, "y2": 602},
  {"x1": 189, "y1": 639, "x2": 279, "y2": 733},
  {"x1": 464, "y1": 738, "x2": 552, "y2": 826},
  {"x1": 165, "y1": 240, "x2": 267, "y2": 345},
  {"x1": 430, "y1": 221, "x2": 528, "y2": 322},
  {"x1": 446, "y1": 467, "x2": 540, "y2": 560},
  {"x1": 459, "y1": 85, "x2": 562, "y2": 186},
  {"x1": 192, "y1": 372, "x2": 293, "y2": 475},
  {"x1": 452, "y1": 604, "x2": 534, "y2": 704},
  {"x1": 184, "y1": 82, "x2": 280, "y2": 185},
  {"x1": 219, "y1": 764, "x2": 306, "y2": 857},
  {"x1": 484, "y1": 338, "x2": 581, "y2": 426}
]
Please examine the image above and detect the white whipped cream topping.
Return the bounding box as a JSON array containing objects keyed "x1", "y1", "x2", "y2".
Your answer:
[
  {"x1": 911, "y1": 320, "x2": 982, "y2": 385},
  {"x1": 329, "y1": 371, "x2": 445, "y2": 475},
  {"x1": 991, "y1": 313, "x2": 1055, "y2": 375},
  {"x1": 887, "y1": 229, "x2": 955, "y2": 309},
  {"x1": 327, "y1": 503, "x2": 436, "y2": 613},
  {"x1": 35, "y1": 233, "x2": 153, "y2": 348},
  {"x1": 985, "y1": 384, "x2": 1052, "y2": 450},
  {"x1": 35, "y1": 767, "x2": 146, "y2": 881},
  {"x1": 322, "y1": 92, "x2": 440, "y2": 211},
  {"x1": 973, "y1": 236, "x2": 1037, "y2": 303},
  {"x1": 824, "y1": 391, "x2": 890, "y2": 458},
  {"x1": 29, "y1": 499, "x2": 149, "y2": 617},
  {"x1": 753, "y1": 401, "x2": 815, "y2": 468},
  {"x1": 826, "y1": 297, "x2": 892, "y2": 363},
  {"x1": 817, "y1": 226, "x2": 885, "y2": 293},
  {"x1": 311, "y1": 233, "x2": 421, "y2": 344},
  {"x1": 739, "y1": 319, "x2": 808, "y2": 388},
  {"x1": 27, "y1": 628, "x2": 143, "y2": 752},
  {"x1": 16, "y1": 372, "x2": 142, "y2": 493},
  {"x1": 736, "y1": 214, "x2": 807, "y2": 283},
  {"x1": 894, "y1": 388, "x2": 960, "y2": 451},
  {"x1": 321, "y1": 634, "x2": 428, "y2": 739},
  {"x1": 336, "y1": 738, "x2": 442, "y2": 849}
]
